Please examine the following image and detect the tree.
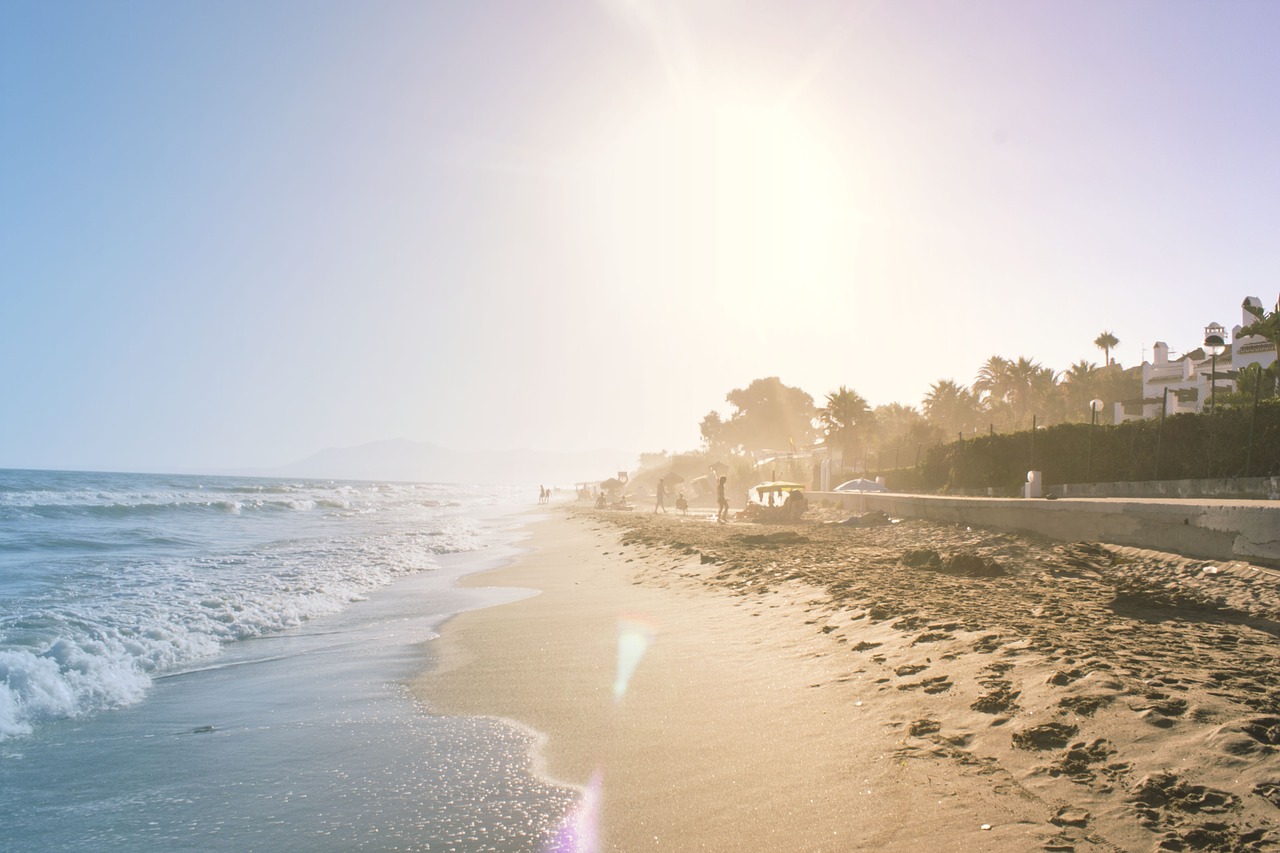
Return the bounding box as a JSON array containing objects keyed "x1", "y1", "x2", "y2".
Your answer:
[
  {"x1": 974, "y1": 356, "x2": 1014, "y2": 430},
  {"x1": 922, "y1": 379, "x2": 981, "y2": 439},
  {"x1": 1241, "y1": 295, "x2": 1280, "y2": 393},
  {"x1": 717, "y1": 377, "x2": 817, "y2": 453},
  {"x1": 1006, "y1": 356, "x2": 1055, "y2": 427},
  {"x1": 1219, "y1": 362, "x2": 1278, "y2": 407},
  {"x1": 699, "y1": 411, "x2": 726, "y2": 451},
  {"x1": 873, "y1": 403, "x2": 939, "y2": 463},
  {"x1": 1094, "y1": 331, "x2": 1120, "y2": 367},
  {"x1": 1059, "y1": 360, "x2": 1101, "y2": 422},
  {"x1": 1092, "y1": 363, "x2": 1142, "y2": 424},
  {"x1": 819, "y1": 386, "x2": 874, "y2": 465}
]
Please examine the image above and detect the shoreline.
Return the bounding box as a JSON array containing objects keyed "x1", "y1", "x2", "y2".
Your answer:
[{"x1": 414, "y1": 507, "x2": 1280, "y2": 851}]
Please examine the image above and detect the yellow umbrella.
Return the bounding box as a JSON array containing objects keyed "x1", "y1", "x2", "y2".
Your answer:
[{"x1": 753, "y1": 481, "x2": 806, "y2": 499}]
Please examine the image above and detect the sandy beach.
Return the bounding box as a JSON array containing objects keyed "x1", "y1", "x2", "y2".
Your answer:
[{"x1": 414, "y1": 505, "x2": 1280, "y2": 851}]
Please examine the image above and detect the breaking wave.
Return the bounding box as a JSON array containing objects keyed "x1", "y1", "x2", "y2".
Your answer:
[{"x1": 0, "y1": 471, "x2": 516, "y2": 739}]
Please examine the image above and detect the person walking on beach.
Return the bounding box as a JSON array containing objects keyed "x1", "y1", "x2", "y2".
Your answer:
[
  {"x1": 717, "y1": 475, "x2": 729, "y2": 522},
  {"x1": 654, "y1": 478, "x2": 667, "y2": 513}
]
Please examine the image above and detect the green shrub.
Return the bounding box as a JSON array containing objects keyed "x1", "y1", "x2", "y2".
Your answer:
[{"x1": 917, "y1": 401, "x2": 1280, "y2": 490}]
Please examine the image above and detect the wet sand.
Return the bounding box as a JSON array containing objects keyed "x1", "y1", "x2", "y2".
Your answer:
[{"x1": 415, "y1": 505, "x2": 1280, "y2": 851}]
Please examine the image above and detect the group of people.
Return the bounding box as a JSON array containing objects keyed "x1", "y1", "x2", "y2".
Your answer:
[
  {"x1": 537, "y1": 485, "x2": 551, "y2": 504},
  {"x1": 651, "y1": 475, "x2": 732, "y2": 523},
  {"x1": 588, "y1": 473, "x2": 807, "y2": 525}
]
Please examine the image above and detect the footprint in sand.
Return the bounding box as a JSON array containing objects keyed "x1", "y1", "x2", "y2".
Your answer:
[
  {"x1": 1253, "y1": 781, "x2": 1280, "y2": 808},
  {"x1": 1046, "y1": 739, "x2": 1116, "y2": 784},
  {"x1": 1206, "y1": 716, "x2": 1280, "y2": 757},
  {"x1": 1012, "y1": 722, "x2": 1078, "y2": 750},
  {"x1": 971, "y1": 683, "x2": 1020, "y2": 715},
  {"x1": 909, "y1": 719, "x2": 941, "y2": 737},
  {"x1": 1127, "y1": 772, "x2": 1261, "y2": 849},
  {"x1": 1057, "y1": 694, "x2": 1114, "y2": 717},
  {"x1": 898, "y1": 675, "x2": 953, "y2": 694}
]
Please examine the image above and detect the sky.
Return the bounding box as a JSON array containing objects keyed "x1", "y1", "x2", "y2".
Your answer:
[{"x1": 3, "y1": 0, "x2": 1279, "y2": 473}]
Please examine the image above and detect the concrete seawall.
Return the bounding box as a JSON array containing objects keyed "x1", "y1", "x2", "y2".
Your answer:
[{"x1": 812, "y1": 491, "x2": 1280, "y2": 567}]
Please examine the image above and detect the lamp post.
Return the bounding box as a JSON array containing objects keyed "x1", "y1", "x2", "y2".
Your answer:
[
  {"x1": 1203, "y1": 323, "x2": 1227, "y2": 414},
  {"x1": 1086, "y1": 398, "x2": 1103, "y2": 483}
]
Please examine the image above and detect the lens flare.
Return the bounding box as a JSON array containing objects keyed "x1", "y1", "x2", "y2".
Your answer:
[
  {"x1": 614, "y1": 616, "x2": 657, "y2": 702},
  {"x1": 545, "y1": 769, "x2": 603, "y2": 853}
]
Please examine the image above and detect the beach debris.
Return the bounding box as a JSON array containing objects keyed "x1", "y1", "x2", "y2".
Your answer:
[
  {"x1": 901, "y1": 549, "x2": 1005, "y2": 577},
  {"x1": 834, "y1": 511, "x2": 890, "y2": 527},
  {"x1": 737, "y1": 531, "x2": 809, "y2": 546},
  {"x1": 980, "y1": 823, "x2": 992, "y2": 831}
]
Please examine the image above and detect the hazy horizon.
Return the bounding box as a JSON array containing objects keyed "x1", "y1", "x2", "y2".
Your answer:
[{"x1": 4, "y1": 1, "x2": 1278, "y2": 473}]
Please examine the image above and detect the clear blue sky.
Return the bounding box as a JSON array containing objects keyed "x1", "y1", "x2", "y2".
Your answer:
[{"x1": 3, "y1": 0, "x2": 1278, "y2": 473}]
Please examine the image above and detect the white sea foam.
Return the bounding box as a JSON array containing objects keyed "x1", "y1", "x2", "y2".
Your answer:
[{"x1": 0, "y1": 471, "x2": 517, "y2": 740}]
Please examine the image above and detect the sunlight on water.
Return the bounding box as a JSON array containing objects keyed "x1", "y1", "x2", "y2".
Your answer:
[{"x1": 545, "y1": 769, "x2": 603, "y2": 853}]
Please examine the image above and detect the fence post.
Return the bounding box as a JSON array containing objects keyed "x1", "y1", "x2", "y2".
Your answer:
[
  {"x1": 1247, "y1": 374, "x2": 1261, "y2": 477},
  {"x1": 1030, "y1": 415, "x2": 1036, "y2": 470},
  {"x1": 1154, "y1": 388, "x2": 1167, "y2": 480}
]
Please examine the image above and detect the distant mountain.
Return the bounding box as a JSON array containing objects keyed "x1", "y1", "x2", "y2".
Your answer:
[{"x1": 274, "y1": 439, "x2": 633, "y2": 486}]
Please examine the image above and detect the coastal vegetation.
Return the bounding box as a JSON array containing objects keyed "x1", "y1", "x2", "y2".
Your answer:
[
  {"x1": 913, "y1": 402, "x2": 1280, "y2": 493},
  {"x1": 633, "y1": 297, "x2": 1277, "y2": 493},
  {"x1": 1093, "y1": 330, "x2": 1120, "y2": 366}
]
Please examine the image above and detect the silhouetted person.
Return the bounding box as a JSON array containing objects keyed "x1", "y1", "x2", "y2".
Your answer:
[
  {"x1": 654, "y1": 478, "x2": 667, "y2": 513},
  {"x1": 676, "y1": 491, "x2": 688, "y2": 514},
  {"x1": 717, "y1": 476, "x2": 729, "y2": 522},
  {"x1": 784, "y1": 489, "x2": 807, "y2": 522}
]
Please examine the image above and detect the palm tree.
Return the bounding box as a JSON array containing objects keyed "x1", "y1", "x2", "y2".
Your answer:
[
  {"x1": 873, "y1": 403, "x2": 937, "y2": 455},
  {"x1": 922, "y1": 379, "x2": 980, "y2": 439},
  {"x1": 1005, "y1": 357, "x2": 1051, "y2": 427},
  {"x1": 974, "y1": 356, "x2": 1013, "y2": 431},
  {"x1": 1029, "y1": 364, "x2": 1060, "y2": 424},
  {"x1": 1060, "y1": 360, "x2": 1100, "y2": 421},
  {"x1": 819, "y1": 386, "x2": 874, "y2": 466},
  {"x1": 1094, "y1": 331, "x2": 1120, "y2": 367}
]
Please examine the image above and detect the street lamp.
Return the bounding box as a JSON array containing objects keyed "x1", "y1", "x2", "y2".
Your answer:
[
  {"x1": 1204, "y1": 323, "x2": 1227, "y2": 414},
  {"x1": 1086, "y1": 398, "x2": 1103, "y2": 483}
]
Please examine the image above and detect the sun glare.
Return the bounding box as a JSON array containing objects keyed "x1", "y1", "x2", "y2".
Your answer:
[{"x1": 578, "y1": 85, "x2": 859, "y2": 328}]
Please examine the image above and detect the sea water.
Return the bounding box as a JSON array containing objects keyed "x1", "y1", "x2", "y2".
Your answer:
[{"x1": 0, "y1": 469, "x2": 575, "y2": 852}]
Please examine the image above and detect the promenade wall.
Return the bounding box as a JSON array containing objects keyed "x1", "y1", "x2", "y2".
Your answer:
[
  {"x1": 811, "y1": 491, "x2": 1280, "y2": 567},
  {"x1": 1049, "y1": 476, "x2": 1280, "y2": 500}
]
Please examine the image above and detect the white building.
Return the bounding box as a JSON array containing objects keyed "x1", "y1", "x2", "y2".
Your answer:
[{"x1": 1117, "y1": 296, "x2": 1276, "y2": 422}]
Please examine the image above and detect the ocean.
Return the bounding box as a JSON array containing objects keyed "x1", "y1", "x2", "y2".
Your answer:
[{"x1": 0, "y1": 469, "x2": 576, "y2": 852}]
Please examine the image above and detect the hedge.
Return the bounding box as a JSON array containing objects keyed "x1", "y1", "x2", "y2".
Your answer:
[{"x1": 913, "y1": 400, "x2": 1280, "y2": 492}]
